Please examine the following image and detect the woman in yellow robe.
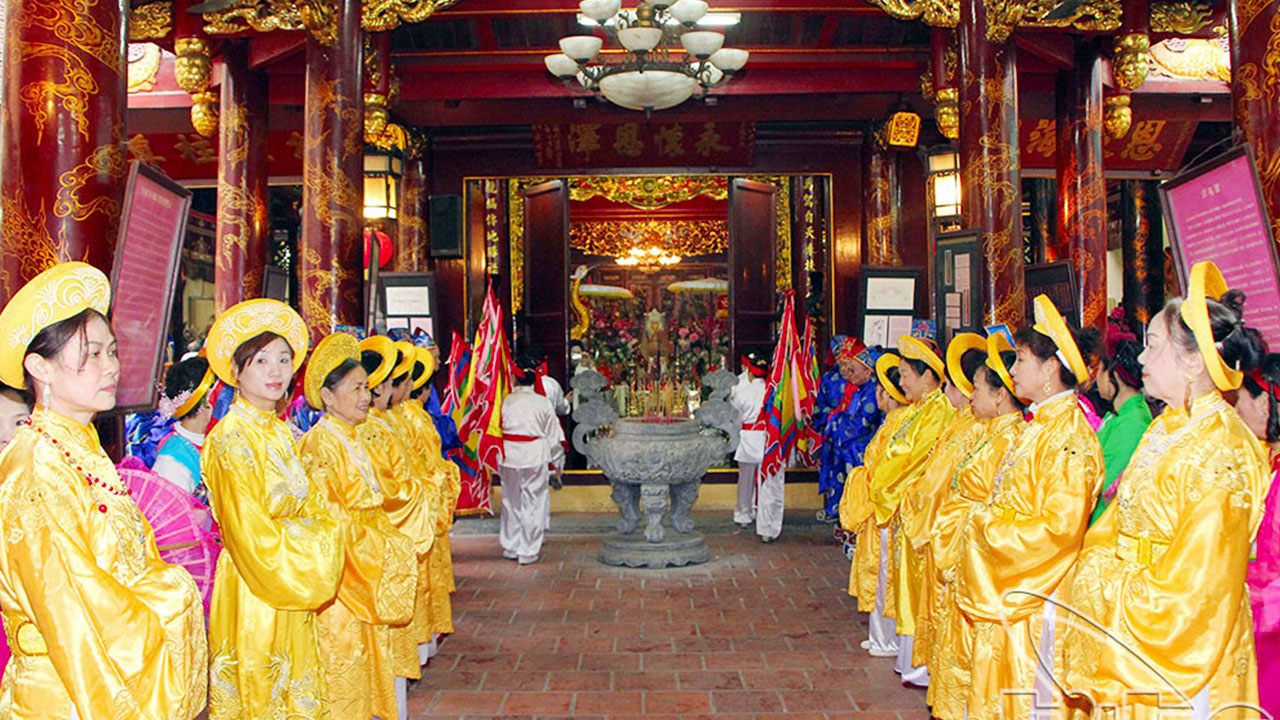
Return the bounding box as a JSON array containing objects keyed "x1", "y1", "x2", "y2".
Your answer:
[
  {"x1": 404, "y1": 348, "x2": 461, "y2": 595},
  {"x1": 357, "y1": 336, "x2": 437, "y2": 685},
  {"x1": 298, "y1": 333, "x2": 417, "y2": 720},
  {"x1": 955, "y1": 296, "x2": 1103, "y2": 720},
  {"x1": 202, "y1": 300, "x2": 343, "y2": 720},
  {"x1": 1059, "y1": 262, "x2": 1270, "y2": 720},
  {"x1": 871, "y1": 334, "x2": 955, "y2": 685},
  {"x1": 841, "y1": 382, "x2": 908, "y2": 609},
  {"x1": 390, "y1": 346, "x2": 460, "y2": 638},
  {"x1": 898, "y1": 333, "x2": 989, "y2": 671},
  {"x1": 0, "y1": 263, "x2": 206, "y2": 720},
  {"x1": 844, "y1": 353, "x2": 911, "y2": 656},
  {"x1": 928, "y1": 332, "x2": 1025, "y2": 720}
]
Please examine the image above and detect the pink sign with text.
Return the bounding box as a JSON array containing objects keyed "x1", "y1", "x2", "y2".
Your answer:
[{"x1": 1164, "y1": 149, "x2": 1280, "y2": 350}]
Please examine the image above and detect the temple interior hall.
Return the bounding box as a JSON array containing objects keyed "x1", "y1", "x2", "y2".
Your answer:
[{"x1": 1, "y1": 0, "x2": 1278, "y2": 717}]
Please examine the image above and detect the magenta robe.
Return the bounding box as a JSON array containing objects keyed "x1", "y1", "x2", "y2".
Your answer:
[{"x1": 1248, "y1": 460, "x2": 1280, "y2": 720}]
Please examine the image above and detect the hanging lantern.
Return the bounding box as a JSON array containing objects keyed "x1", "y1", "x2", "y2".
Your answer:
[{"x1": 363, "y1": 228, "x2": 394, "y2": 269}]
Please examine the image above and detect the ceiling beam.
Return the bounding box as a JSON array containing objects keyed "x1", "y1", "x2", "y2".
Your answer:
[{"x1": 435, "y1": 0, "x2": 887, "y2": 15}]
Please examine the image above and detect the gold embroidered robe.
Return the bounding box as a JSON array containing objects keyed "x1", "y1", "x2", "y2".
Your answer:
[
  {"x1": 388, "y1": 402, "x2": 456, "y2": 635},
  {"x1": 298, "y1": 417, "x2": 417, "y2": 720},
  {"x1": 899, "y1": 406, "x2": 984, "y2": 665},
  {"x1": 926, "y1": 410, "x2": 1025, "y2": 720},
  {"x1": 956, "y1": 394, "x2": 1102, "y2": 720},
  {"x1": 870, "y1": 388, "x2": 955, "y2": 633},
  {"x1": 0, "y1": 408, "x2": 207, "y2": 720},
  {"x1": 359, "y1": 408, "x2": 436, "y2": 679},
  {"x1": 840, "y1": 406, "x2": 910, "y2": 611},
  {"x1": 203, "y1": 399, "x2": 343, "y2": 720},
  {"x1": 1059, "y1": 392, "x2": 1269, "y2": 720}
]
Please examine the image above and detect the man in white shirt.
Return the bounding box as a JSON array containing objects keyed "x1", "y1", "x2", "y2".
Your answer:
[
  {"x1": 498, "y1": 356, "x2": 566, "y2": 565},
  {"x1": 729, "y1": 352, "x2": 769, "y2": 534}
]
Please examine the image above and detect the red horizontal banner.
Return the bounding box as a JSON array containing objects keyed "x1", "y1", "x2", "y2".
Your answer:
[
  {"x1": 534, "y1": 121, "x2": 755, "y2": 169},
  {"x1": 1020, "y1": 118, "x2": 1197, "y2": 172},
  {"x1": 125, "y1": 130, "x2": 304, "y2": 181}
]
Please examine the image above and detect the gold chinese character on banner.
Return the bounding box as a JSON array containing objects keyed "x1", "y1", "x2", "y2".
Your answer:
[
  {"x1": 568, "y1": 123, "x2": 602, "y2": 161},
  {"x1": 1121, "y1": 120, "x2": 1166, "y2": 162},
  {"x1": 656, "y1": 124, "x2": 685, "y2": 157},
  {"x1": 1026, "y1": 119, "x2": 1056, "y2": 158},
  {"x1": 175, "y1": 134, "x2": 217, "y2": 164},
  {"x1": 694, "y1": 122, "x2": 729, "y2": 157},
  {"x1": 613, "y1": 123, "x2": 644, "y2": 157}
]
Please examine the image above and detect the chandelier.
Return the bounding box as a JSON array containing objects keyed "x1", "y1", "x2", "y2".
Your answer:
[
  {"x1": 544, "y1": 0, "x2": 749, "y2": 113},
  {"x1": 617, "y1": 246, "x2": 682, "y2": 272}
]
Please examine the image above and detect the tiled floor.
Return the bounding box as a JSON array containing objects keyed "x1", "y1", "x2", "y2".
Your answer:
[{"x1": 409, "y1": 522, "x2": 928, "y2": 719}]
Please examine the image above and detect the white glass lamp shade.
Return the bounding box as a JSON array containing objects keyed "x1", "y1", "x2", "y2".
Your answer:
[
  {"x1": 708, "y1": 47, "x2": 749, "y2": 72},
  {"x1": 668, "y1": 0, "x2": 708, "y2": 24},
  {"x1": 932, "y1": 171, "x2": 961, "y2": 218},
  {"x1": 698, "y1": 63, "x2": 724, "y2": 85},
  {"x1": 618, "y1": 26, "x2": 664, "y2": 51},
  {"x1": 544, "y1": 53, "x2": 580, "y2": 78},
  {"x1": 559, "y1": 35, "x2": 603, "y2": 62},
  {"x1": 598, "y1": 70, "x2": 696, "y2": 110},
  {"x1": 579, "y1": 0, "x2": 622, "y2": 22},
  {"x1": 680, "y1": 30, "x2": 723, "y2": 59}
]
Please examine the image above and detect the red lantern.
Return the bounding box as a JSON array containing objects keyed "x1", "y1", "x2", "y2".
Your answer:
[{"x1": 363, "y1": 228, "x2": 394, "y2": 269}]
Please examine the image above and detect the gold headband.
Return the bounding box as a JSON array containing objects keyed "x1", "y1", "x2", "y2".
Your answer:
[
  {"x1": 173, "y1": 366, "x2": 217, "y2": 418},
  {"x1": 875, "y1": 353, "x2": 908, "y2": 405},
  {"x1": 305, "y1": 333, "x2": 361, "y2": 410},
  {"x1": 0, "y1": 262, "x2": 111, "y2": 389},
  {"x1": 358, "y1": 335, "x2": 397, "y2": 388},
  {"x1": 1031, "y1": 295, "x2": 1088, "y2": 386},
  {"x1": 1181, "y1": 261, "x2": 1243, "y2": 391},
  {"x1": 945, "y1": 333, "x2": 987, "y2": 398},
  {"x1": 899, "y1": 335, "x2": 945, "y2": 378}
]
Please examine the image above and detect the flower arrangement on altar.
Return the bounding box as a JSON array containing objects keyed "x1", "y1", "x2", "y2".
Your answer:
[{"x1": 584, "y1": 286, "x2": 729, "y2": 386}]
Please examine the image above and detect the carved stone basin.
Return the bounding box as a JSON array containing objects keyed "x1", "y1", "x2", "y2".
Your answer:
[{"x1": 571, "y1": 369, "x2": 740, "y2": 568}]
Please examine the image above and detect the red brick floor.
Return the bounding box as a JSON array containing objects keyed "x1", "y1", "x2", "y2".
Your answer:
[{"x1": 408, "y1": 527, "x2": 928, "y2": 719}]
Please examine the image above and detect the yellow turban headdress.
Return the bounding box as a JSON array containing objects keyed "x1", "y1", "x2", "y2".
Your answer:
[
  {"x1": 0, "y1": 262, "x2": 111, "y2": 389},
  {"x1": 875, "y1": 353, "x2": 909, "y2": 405},
  {"x1": 1181, "y1": 260, "x2": 1244, "y2": 391},
  {"x1": 358, "y1": 335, "x2": 397, "y2": 389},
  {"x1": 1031, "y1": 295, "x2": 1088, "y2": 386},
  {"x1": 305, "y1": 332, "x2": 362, "y2": 410},
  {"x1": 206, "y1": 299, "x2": 309, "y2": 387}
]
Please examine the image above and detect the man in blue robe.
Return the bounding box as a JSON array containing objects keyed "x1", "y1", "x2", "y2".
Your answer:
[{"x1": 813, "y1": 338, "x2": 882, "y2": 522}]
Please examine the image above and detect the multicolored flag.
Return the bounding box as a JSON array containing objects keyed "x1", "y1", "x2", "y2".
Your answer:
[
  {"x1": 451, "y1": 283, "x2": 514, "y2": 515},
  {"x1": 796, "y1": 315, "x2": 823, "y2": 467},
  {"x1": 758, "y1": 292, "x2": 811, "y2": 482},
  {"x1": 442, "y1": 331, "x2": 472, "y2": 416}
]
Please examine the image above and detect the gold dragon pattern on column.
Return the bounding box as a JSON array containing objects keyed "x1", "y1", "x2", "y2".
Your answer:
[
  {"x1": 2, "y1": 0, "x2": 127, "y2": 299},
  {"x1": 865, "y1": 136, "x2": 902, "y2": 266},
  {"x1": 395, "y1": 131, "x2": 429, "y2": 272},
  {"x1": 1055, "y1": 40, "x2": 1108, "y2": 329},
  {"x1": 958, "y1": 0, "x2": 1025, "y2": 326},
  {"x1": 1229, "y1": 0, "x2": 1280, "y2": 244},
  {"x1": 299, "y1": 0, "x2": 364, "y2": 343},
  {"x1": 215, "y1": 39, "x2": 269, "y2": 314}
]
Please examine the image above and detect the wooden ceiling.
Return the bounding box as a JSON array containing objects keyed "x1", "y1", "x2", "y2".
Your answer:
[{"x1": 126, "y1": 0, "x2": 1233, "y2": 133}]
